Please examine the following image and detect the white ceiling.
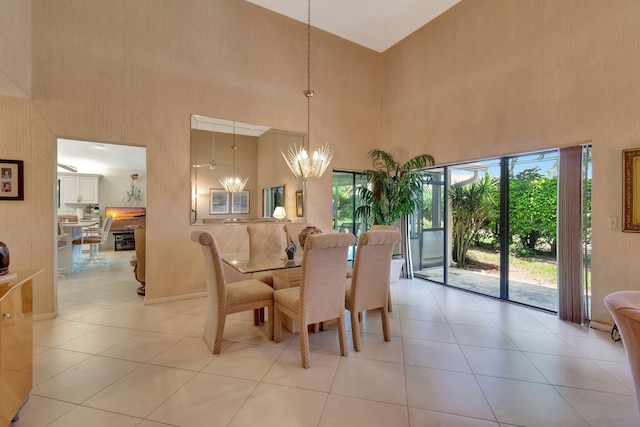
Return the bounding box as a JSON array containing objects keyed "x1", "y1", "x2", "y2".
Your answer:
[
  {"x1": 245, "y1": 0, "x2": 461, "y2": 52},
  {"x1": 57, "y1": 139, "x2": 146, "y2": 175}
]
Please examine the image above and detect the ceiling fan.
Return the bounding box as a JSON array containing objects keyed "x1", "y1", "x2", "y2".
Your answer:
[
  {"x1": 57, "y1": 163, "x2": 78, "y2": 172},
  {"x1": 192, "y1": 160, "x2": 217, "y2": 169}
]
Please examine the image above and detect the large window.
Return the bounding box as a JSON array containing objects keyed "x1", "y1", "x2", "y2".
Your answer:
[
  {"x1": 413, "y1": 146, "x2": 592, "y2": 315},
  {"x1": 332, "y1": 171, "x2": 367, "y2": 238}
]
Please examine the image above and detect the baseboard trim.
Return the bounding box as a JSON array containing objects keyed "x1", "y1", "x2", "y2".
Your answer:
[{"x1": 144, "y1": 291, "x2": 207, "y2": 305}]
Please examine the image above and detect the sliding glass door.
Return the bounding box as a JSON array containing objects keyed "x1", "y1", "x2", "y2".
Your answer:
[{"x1": 414, "y1": 148, "x2": 590, "y2": 313}]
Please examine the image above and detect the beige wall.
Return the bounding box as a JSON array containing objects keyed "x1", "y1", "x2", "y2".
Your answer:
[
  {"x1": 381, "y1": 0, "x2": 640, "y2": 326},
  {"x1": 2, "y1": 0, "x2": 636, "y2": 327},
  {"x1": 0, "y1": 0, "x2": 380, "y2": 316}
]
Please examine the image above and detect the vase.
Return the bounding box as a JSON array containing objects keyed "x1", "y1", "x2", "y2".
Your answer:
[{"x1": 0, "y1": 241, "x2": 9, "y2": 275}]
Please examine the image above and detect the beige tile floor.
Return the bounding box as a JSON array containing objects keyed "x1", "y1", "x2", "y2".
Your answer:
[{"x1": 17, "y1": 249, "x2": 640, "y2": 426}]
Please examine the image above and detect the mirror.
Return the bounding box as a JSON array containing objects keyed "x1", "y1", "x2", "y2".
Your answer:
[
  {"x1": 264, "y1": 185, "x2": 285, "y2": 218},
  {"x1": 190, "y1": 115, "x2": 305, "y2": 224}
]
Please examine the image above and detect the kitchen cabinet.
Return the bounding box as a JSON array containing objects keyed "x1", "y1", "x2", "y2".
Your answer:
[
  {"x1": 60, "y1": 174, "x2": 100, "y2": 204},
  {"x1": 0, "y1": 270, "x2": 40, "y2": 426}
]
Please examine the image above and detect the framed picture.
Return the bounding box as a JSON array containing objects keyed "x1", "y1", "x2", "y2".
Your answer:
[
  {"x1": 231, "y1": 190, "x2": 250, "y2": 214},
  {"x1": 210, "y1": 189, "x2": 229, "y2": 214},
  {"x1": 0, "y1": 159, "x2": 24, "y2": 201},
  {"x1": 623, "y1": 148, "x2": 640, "y2": 231},
  {"x1": 296, "y1": 190, "x2": 303, "y2": 217}
]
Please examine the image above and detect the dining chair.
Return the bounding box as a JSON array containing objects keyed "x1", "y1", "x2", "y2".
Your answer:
[
  {"x1": 345, "y1": 230, "x2": 401, "y2": 351},
  {"x1": 347, "y1": 224, "x2": 399, "y2": 312},
  {"x1": 246, "y1": 223, "x2": 287, "y2": 286},
  {"x1": 56, "y1": 219, "x2": 69, "y2": 277},
  {"x1": 604, "y1": 291, "x2": 640, "y2": 414},
  {"x1": 72, "y1": 215, "x2": 113, "y2": 271},
  {"x1": 274, "y1": 232, "x2": 355, "y2": 368},
  {"x1": 191, "y1": 230, "x2": 275, "y2": 354}
]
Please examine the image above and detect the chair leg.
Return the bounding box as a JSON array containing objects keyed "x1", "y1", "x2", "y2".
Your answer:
[
  {"x1": 381, "y1": 307, "x2": 391, "y2": 342},
  {"x1": 299, "y1": 322, "x2": 310, "y2": 368},
  {"x1": 267, "y1": 303, "x2": 274, "y2": 341},
  {"x1": 253, "y1": 309, "x2": 261, "y2": 326},
  {"x1": 337, "y1": 313, "x2": 348, "y2": 356},
  {"x1": 387, "y1": 290, "x2": 393, "y2": 313},
  {"x1": 350, "y1": 309, "x2": 361, "y2": 352},
  {"x1": 213, "y1": 315, "x2": 226, "y2": 354},
  {"x1": 274, "y1": 306, "x2": 282, "y2": 343}
]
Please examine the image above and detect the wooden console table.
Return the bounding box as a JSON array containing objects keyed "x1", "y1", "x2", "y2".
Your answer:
[{"x1": 0, "y1": 269, "x2": 41, "y2": 426}]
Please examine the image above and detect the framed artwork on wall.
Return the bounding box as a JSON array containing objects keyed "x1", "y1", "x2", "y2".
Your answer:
[
  {"x1": 210, "y1": 189, "x2": 229, "y2": 214},
  {"x1": 0, "y1": 159, "x2": 24, "y2": 201},
  {"x1": 296, "y1": 190, "x2": 303, "y2": 217},
  {"x1": 623, "y1": 148, "x2": 640, "y2": 231},
  {"x1": 231, "y1": 191, "x2": 249, "y2": 214}
]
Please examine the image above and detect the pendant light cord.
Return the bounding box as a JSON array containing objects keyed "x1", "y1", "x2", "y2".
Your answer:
[{"x1": 304, "y1": 0, "x2": 314, "y2": 154}]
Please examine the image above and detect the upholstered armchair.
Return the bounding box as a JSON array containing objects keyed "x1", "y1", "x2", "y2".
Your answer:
[
  {"x1": 604, "y1": 291, "x2": 640, "y2": 413},
  {"x1": 191, "y1": 230, "x2": 274, "y2": 354},
  {"x1": 345, "y1": 230, "x2": 401, "y2": 351},
  {"x1": 129, "y1": 227, "x2": 146, "y2": 296},
  {"x1": 273, "y1": 232, "x2": 355, "y2": 368}
]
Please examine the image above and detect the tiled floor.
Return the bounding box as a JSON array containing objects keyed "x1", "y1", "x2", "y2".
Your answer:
[{"x1": 18, "y1": 250, "x2": 640, "y2": 426}]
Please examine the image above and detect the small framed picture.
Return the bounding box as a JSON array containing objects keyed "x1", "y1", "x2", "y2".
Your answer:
[
  {"x1": 210, "y1": 189, "x2": 229, "y2": 214},
  {"x1": 0, "y1": 159, "x2": 24, "y2": 201},
  {"x1": 231, "y1": 190, "x2": 250, "y2": 214},
  {"x1": 296, "y1": 190, "x2": 303, "y2": 217}
]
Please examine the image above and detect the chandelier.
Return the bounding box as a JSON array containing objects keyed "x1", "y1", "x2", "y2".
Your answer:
[
  {"x1": 219, "y1": 122, "x2": 248, "y2": 192},
  {"x1": 282, "y1": 0, "x2": 333, "y2": 179}
]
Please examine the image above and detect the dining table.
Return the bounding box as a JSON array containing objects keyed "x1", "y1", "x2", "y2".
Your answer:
[{"x1": 60, "y1": 220, "x2": 99, "y2": 274}]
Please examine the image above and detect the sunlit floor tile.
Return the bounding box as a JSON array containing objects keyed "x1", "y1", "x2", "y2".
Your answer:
[
  {"x1": 346, "y1": 332, "x2": 404, "y2": 364},
  {"x1": 262, "y1": 349, "x2": 340, "y2": 391},
  {"x1": 560, "y1": 333, "x2": 629, "y2": 362},
  {"x1": 202, "y1": 342, "x2": 283, "y2": 381},
  {"x1": 403, "y1": 338, "x2": 471, "y2": 372},
  {"x1": 405, "y1": 365, "x2": 495, "y2": 421},
  {"x1": 449, "y1": 323, "x2": 517, "y2": 350},
  {"x1": 109, "y1": 309, "x2": 176, "y2": 330},
  {"x1": 408, "y1": 407, "x2": 499, "y2": 427},
  {"x1": 228, "y1": 383, "x2": 327, "y2": 427},
  {"x1": 319, "y1": 394, "x2": 409, "y2": 427},
  {"x1": 47, "y1": 405, "x2": 142, "y2": 427},
  {"x1": 11, "y1": 395, "x2": 75, "y2": 427},
  {"x1": 461, "y1": 345, "x2": 548, "y2": 383},
  {"x1": 33, "y1": 321, "x2": 102, "y2": 348},
  {"x1": 556, "y1": 385, "x2": 640, "y2": 427},
  {"x1": 476, "y1": 375, "x2": 587, "y2": 426},
  {"x1": 331, "y1": 357, "x2": 407, "y2": 405},
  {"x1": 505, "y1": 329, "x2": 584, "y2": 357},
  {"x1": 83, "y1": 364, "x2": 196, "y2": 418},
  {"x1": 100, "y1": 330, "x2": 184, "y2": 362},
  {"x1": 398, "y1": 303, "x2": 446, "y2": 322},
  {"x1": 525, "y1": 352, "x2": 633, "y2": 394},
  {"x1": 400, "y1": 318, "x2": 456, "y2": 343},
  {"x1": 149, "y1": 336, "x2": 217, "y2": 371},
  {"x1": 32, "y1": 348, "x2": 93, "y2": 385},
  {"x1": 32, "y1": 356, "x2": 140, "y2": 404},
  {"x1": 149, "y1": 313, "x2": 205, "y2": 336},
  {"x1": 57, "y1": 325, "x2": 141, "y2": 354},
  {"x1": 147, "y1": 373, "x2": 257, "y2": 427}
]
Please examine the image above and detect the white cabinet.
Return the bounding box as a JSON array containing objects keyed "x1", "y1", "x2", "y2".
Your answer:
[{"x1": 60, "y1": 174, "x2": 100, "y2": 204}]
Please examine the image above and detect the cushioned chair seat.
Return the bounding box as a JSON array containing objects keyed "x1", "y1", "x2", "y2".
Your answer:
[{"x1": 227, "y1": 279, "x2": 275, "y2": 307}]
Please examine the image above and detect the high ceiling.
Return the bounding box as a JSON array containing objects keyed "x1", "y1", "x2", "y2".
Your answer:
[
  {"x1": 58, "y1": 1, "x2": 461, "y2": 172},
  {"x1": 245, "y1": 0, "x2": 461, "y2": 52}
]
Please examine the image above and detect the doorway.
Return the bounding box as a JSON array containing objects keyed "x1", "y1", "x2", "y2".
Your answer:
[{"x1": 55, "y1": 138, "x2": 146, "y2": 281}]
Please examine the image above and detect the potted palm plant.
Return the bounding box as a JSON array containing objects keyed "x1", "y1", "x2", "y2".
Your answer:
[{"x1": 355, "y1": 149, "x2": 435, "y2": 281}]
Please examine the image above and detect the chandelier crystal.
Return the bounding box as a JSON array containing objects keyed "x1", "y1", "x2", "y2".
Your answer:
[
  {"x1": 282, "y1": 0, "x2": 333, "y2": 179},
  {"x1": 219, "y1": 122, "x2": 248, "y2": 192}
]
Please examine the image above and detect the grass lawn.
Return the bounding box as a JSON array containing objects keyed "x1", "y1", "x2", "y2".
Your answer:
[{"x1": 466, "y1": 248, "x2": 558, "y2": 286}]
